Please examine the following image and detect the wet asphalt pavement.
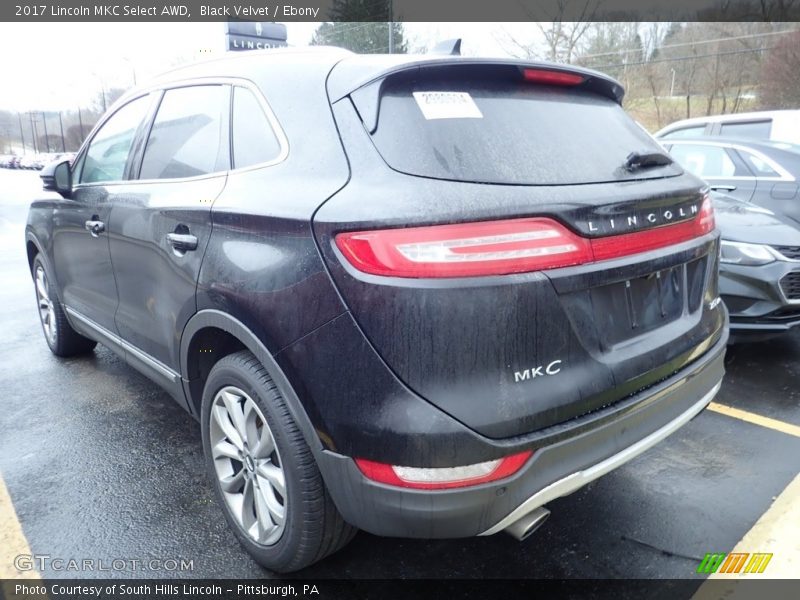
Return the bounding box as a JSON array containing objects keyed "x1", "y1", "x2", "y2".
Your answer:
[{"x1": 0, "y1": 168, "x2": 798, "y2": 580}]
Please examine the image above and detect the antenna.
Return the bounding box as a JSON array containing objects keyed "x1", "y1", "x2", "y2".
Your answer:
[{"x1": 429, "y1": 39, "x2": 462, "y2": 56}]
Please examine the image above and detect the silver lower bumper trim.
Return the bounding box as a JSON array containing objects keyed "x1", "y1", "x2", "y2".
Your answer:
[{"x1": 479, "y1": 380, "x2": 722, "y2": 536}]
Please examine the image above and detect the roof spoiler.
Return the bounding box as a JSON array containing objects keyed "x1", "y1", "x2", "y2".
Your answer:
[
  {"x1": 331, "y1": 58, "x2": 623, "y2": 104},
  {"x1": 341, "y1": 60, "x2": 624, "y2": 134}
]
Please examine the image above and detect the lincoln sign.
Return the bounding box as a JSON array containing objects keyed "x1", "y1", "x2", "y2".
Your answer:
[{"x1": 225, "y1": 21, "x2": 287, "y2": 51}]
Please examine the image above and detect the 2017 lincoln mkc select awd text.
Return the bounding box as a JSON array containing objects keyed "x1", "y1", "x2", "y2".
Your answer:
[{"x1": 26, "y1": 48, "x2": 728, "y2": 572}]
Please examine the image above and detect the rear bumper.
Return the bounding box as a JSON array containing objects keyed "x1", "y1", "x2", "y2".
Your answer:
[{"x1": 317, "y1": 331, "x2": 727, "y2": 538}]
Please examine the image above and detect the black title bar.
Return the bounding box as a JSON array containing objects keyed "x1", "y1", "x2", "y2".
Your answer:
[
  {"x1": 3, "y1": 579, "x2": 800, "y2": 600},
  {"x1": 4, "y1": 0, "x2": 800, "y2": 22}
]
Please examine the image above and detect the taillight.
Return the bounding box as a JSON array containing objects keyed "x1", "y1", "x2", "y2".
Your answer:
[
  {"x1": 336, "y1": 195, "x2": 715, "y2": 279},
  {"x1": 355, "y1": 451, "x2": 533, "y2": 490},
  {"x1": 522, "y1": 68, "x2": 585, "y2": 86},
  {"x1": 336, "y1": 218, "x2": 593, "y2": 278},
  {"x1": 697, "y1": 194, "x2": 716, "y2": 232}
]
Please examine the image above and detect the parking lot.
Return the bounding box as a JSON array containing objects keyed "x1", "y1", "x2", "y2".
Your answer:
[{"x1": 0, "y1": 167, "x2": 798, "y2": 583}]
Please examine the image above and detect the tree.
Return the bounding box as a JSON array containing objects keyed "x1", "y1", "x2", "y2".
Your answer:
[
  {"x1": 760, "y1": 30, "x2": 800, "y2": 109},
  {"x1": 575, "y1": 23, "x2": 643, "y2": 91},
  {"x1": 311, "y1": 22, "x2": 407, "y2": 54},
  {"x1": 0, "y1": 111, "x2": 19, "y2": 152},
  {"x1": 692, "y1": 22, "x2": 773, "y2": 116},
  {"x1": 499, "y1": 0, "x2": 603, "y2": 63},
  {"x1": 311, "y1": 0, "x2": 406, "y2": 54},
  {"x1": 37, "y1": 134, "x2": 64, "y2": 153},
  {"x1": 66, "y1": 125, "x2": 87, "y2": 151},
  {"x1": 501, "y1": 21, "x2": 594, "y2": 63},
  {"x1": 643, "y1": 22, "x2": 672, "y2": 61},
  {"x1": 90, "y1": 87, "x2": 127, "y2": 114}
]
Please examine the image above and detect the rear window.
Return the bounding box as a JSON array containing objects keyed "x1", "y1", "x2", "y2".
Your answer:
[
  {"x1": 739, "y1": 150, "x2": 779, "y2": 176},
  {"x1": 366, "y1": 73, "x2": 682, "y2": 185},
  {"x1": 719, "y1": 120, "x2": 772, "y2": 140}
]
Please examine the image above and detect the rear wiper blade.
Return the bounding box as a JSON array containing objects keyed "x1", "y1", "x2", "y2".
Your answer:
[{"x1": 623, "y1": 150, "x2": 673, "y2": 171}]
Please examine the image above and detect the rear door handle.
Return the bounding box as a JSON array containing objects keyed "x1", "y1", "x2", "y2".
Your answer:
[
  {"x1": 709, "y1": 184, "x2": 737, "y2": 192},
  {"x1": 166, "y1": 232, "x2": 198, "y2": 252},
  {"x1": 84, "y1": 219, "x2": 105, "y2": 236}
]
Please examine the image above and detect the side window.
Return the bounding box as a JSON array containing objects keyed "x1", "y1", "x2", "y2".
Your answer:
[
  {"x1": 739, "y1": 151, "x2": 780, "y2": 177},
  {"x1": 78, "y1": 95, "x2": 150, "y2": 184},
  {"x1": 232, "y1": 86, "x2": 282, "y2": 169},
  {"x1": 139, "y1": 85, "x2": 230, "y2": 180},
  {"x1": 719, "y1": 120, "x2": 772, "y2": 140},
  {"x1": 660, "y1": 125, "x2": 707, "y2": 139},
  {"x1": 669, "y1": 144, "x2": 748, "y2": 178}
]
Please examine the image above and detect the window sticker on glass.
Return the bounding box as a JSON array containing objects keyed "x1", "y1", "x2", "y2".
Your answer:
[{"x1": 412, "y1": 91, "x2": 483, "y2": 120}]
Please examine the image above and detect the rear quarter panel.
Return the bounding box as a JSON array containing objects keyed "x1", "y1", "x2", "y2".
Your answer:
[{"x1": 195, "y1": 54, "x2": 352, "y2": 353}]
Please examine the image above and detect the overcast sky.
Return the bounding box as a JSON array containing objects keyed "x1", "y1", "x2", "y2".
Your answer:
[{"x1": 0, "y1": 22, "x2": 535, "y2": 112}]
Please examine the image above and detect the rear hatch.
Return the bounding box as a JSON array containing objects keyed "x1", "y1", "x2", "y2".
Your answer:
[{"x1": 313, "y1": 60, "x2": 726, "y2": 439}]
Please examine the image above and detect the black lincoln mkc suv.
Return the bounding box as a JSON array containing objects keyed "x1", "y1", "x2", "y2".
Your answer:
[{"x1": 26, "y1": 48, "x2": 727, "y2": 571}]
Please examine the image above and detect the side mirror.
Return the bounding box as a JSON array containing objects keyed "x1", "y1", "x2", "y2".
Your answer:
[{"x1": 41, "y1": 159, "x2": 72, "y2": 198}]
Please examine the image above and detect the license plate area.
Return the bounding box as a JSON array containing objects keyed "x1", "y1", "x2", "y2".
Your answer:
[{"x1": 589, "y1": 257, "x2": 706, "y2": 347}]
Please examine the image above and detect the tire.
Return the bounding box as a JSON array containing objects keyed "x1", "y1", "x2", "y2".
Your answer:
[
  {"x1": 201, "y1": 350, "x2": 356, "y2": 572},
  {"x1": 32, "y1": 254, "x2": 97, "y2": 357}
]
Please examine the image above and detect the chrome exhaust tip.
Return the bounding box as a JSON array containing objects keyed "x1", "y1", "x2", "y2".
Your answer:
[{"x1": 504, "y1": 506, "x2": 551, "y2": 541}]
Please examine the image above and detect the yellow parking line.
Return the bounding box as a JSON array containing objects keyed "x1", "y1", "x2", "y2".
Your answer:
[
  {"x1": 0, "y1": 471, "x2": 39, "y2": 579},
  {"x1": 707, "y1": 402, "x2": 800, "y2": 439}
]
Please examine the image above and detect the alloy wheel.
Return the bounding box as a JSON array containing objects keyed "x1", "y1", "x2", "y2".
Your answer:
[
  {"x1": 209, "y1": 386, "x2": 287, "y2": 546},
  {"x1": 35, "y1": 265, "x2": 57, "y2": 345}
]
